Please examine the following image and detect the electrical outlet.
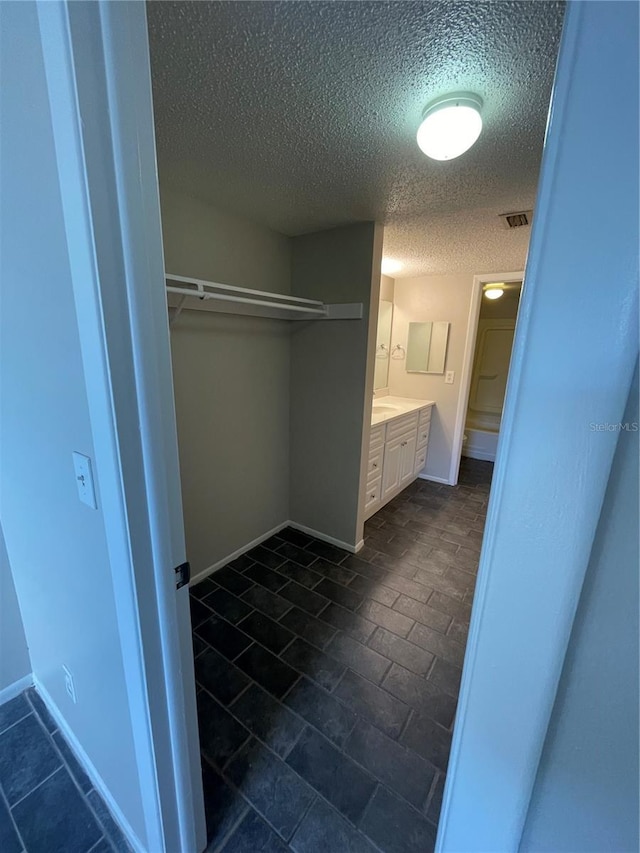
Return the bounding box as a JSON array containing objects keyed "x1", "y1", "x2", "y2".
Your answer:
[
  {"x1": 445, "y1": 370, "x2": 455, "y2": 384},
  {"x1": 63, "y1": 666, "x2": 77, "y2": 704}
]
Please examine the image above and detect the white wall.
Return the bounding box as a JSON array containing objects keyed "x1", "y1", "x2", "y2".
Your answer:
[
  {"x1": 0, "y1": 525, "x2": 31, "y2": 694},
  {"x1": 0, "y1": 3, "x2": 147, "y2": 843},
  {"x1": 161, "y1": 190, "x2": 292, "y2": 573},
  {"x1": 520, "y1": 363, "x2": 639, "y2": 852},
  {"x1": 389, "y1": 274, "x2": 475, "y2": 482},
  {"x1": 379, "y1": 273, "x2": 395, "y2": 303}
]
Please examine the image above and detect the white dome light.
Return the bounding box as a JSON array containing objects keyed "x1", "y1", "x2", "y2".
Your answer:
[
  {"x1": 417, "y1": 93, "x2": 483, "y2": 161},
  {"x1": 484, "y1": 284, "x2": 505, "y2": 300},
  {"x1": 381, "y1": 258, "x2": 403, "y2": 275}
]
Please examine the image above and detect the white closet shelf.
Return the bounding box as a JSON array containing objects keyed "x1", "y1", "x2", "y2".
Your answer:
[{"x1": 166, "y1": 274, "x2": 363, "y2": 323}]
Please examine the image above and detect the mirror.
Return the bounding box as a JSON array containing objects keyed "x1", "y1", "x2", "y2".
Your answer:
[
  {"x1": 374, "y1": 300, "x2": 393, "y2": 390},
  {"x1": 406, "y1": 321, "x2": 450, "y2": 374}
]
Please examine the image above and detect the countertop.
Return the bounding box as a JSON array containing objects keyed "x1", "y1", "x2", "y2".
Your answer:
[{"x1": 371, "y1": 395, "x2": 435, "y2": 426}]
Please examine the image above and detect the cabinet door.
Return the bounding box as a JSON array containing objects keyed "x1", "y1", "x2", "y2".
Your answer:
[
  {"x1": 382, "y1": 436, "x2": 403, "y2": 499},
  {"x1": 399, "y1": 433, "x2": 418, "y2": 486}
]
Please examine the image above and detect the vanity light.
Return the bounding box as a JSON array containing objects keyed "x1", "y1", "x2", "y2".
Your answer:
[
  {"x1": 381, "y1": 258, "x2": 403, "y2": 275},
  {"x1": 416, "y1": 93, "x2": 483, "y2": 161},
  {"x1": 484, "y1": 283, "x2": 505, "y2": 300}
]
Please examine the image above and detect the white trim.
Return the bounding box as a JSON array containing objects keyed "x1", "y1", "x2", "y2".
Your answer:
[
  {"x1": 190, "y1": 521, "x2": 289, "y2": 585},
  {"x1": 37, "y1": 7, "x2": 165, "y2": 850},
  {"x1": 0, "y1": 675, "x2": 33, "y2": 707},
  {"x1": 33, "y1": 679, "x2": 144, "y2": 853},
  {"x1": 449, "y1": 270, "x2": 523, "y2": 486},
  {"x1": 191, "y1": 520, "x2": 365, "y2": 586},
  {"x1": 37, "y1": 4, "x2": 205, "y2": 851},
  {"x1": 417, "y1": 473, "x2": 451, "y2": 485},
  {"x1": 289, "y1": 522, "x2": 364, "y2": 554}
]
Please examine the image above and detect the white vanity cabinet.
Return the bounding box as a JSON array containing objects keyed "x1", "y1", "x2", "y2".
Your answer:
[{"x1": 364, "y1": 402, "x2": 433, "y2": 520}]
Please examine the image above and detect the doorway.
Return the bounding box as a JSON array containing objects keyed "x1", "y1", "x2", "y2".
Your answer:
[
  {"x1": 463, "y1": 279, "x2": 522, "y2": 464},
  {"x1": 21, "y1": 2, "x2": 638, "y2": 853}
]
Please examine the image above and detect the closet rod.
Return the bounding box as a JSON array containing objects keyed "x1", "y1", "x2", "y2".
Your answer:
[
  {"x1": 166, "y1": 285, "x2": 327, "y2": 316},
  {"x1": 165, "y1": 273, "x2": 325, "y2": 309}
]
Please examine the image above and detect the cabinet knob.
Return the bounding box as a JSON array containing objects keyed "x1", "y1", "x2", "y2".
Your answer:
[
  {"x1": 372, "y1": 462, "x2": 377, "y2": 468},
  {"x1": 369, "y1": 493, "x2": 376, "y2": 499},
  {"x1": 401, "y1": 441, "x2": 407, "y2": 447}
]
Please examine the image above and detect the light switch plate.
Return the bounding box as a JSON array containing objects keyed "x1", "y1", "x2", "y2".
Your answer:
[
  {"x1": 72, "y1": 452, "x2": 97, "y2": 509},
  {"x1": 445, "y1": 370, "x2": 455, "y2": 385}
]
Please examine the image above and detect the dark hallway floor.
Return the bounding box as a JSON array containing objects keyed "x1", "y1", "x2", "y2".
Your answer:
[
  {"x1": 190, "y1": 457, "x2": 493, "y2": 852},
  {"x1": 0, "y1": 689, "x2": 131, "y2": 853}
]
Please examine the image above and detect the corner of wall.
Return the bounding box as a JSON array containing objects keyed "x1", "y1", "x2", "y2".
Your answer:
[{"x1": 0, "y1": 523, "x2": 32, "y2": 702}]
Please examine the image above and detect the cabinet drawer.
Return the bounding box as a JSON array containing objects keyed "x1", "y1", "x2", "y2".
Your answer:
[
  {"x1": 416, "y1": 421, "x2": 431, "y2": 450},
  {"x1": 367, "y1": 445, "x2": 384, "y2": 481},
  {"x1": 386, "y1": 412, "x2": 419, "y2": 443},
  {"x1": 414, "y1": 446, "x2": 428, "y2": 474},
  {"x1": 419, "y1": 406, "x2": 433, "y2": 427},
  {"x1": 364, "y1": 476, "x2": 382, "y2": 514},
  {"x1": 369, "y1": 423, "x2": 386, "y2": 452}
]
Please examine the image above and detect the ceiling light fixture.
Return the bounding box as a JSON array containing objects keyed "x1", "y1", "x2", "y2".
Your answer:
[
  {"x1": 416, "y1": 92, "x2": 483, "y2": 161},
  {"x1": 381, "y1": 258, "x2": 403, "y2": 275},
  {"x1": 484, "y1": 283, "x2": 505, "y2": 300}
]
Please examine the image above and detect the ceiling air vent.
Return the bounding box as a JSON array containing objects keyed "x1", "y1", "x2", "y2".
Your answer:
[{"x1": 499, "y1": 210, "x2": 533, "y2": 229}]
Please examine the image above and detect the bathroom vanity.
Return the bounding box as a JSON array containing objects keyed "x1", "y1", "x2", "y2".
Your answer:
[{"x1": 364, "y1": 396, "x2": 435, "y2": 519}]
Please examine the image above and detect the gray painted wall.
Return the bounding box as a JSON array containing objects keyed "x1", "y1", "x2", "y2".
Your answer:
[
  {"x1": 0, "y1": 3, "x2": 147, "y2": 842},
  {"x1": 162, "y1": 196, "x2": 382, "y2": 565},
  {"x1": 289, "y1": 223, "x2": 382, "y2": 547},
  {"x1": 521, "y1": 363, "x2": 639, "y2": 852},
  {"x1": 161, "y1": 190, "x2": 292, "y2": 573},
  {"x1": 0, "y1": 525, "x2": 31, "y2": 692}
]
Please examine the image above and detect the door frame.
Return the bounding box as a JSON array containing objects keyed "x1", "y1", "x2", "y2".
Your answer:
[
  {"x1": 37, "y1": 3, "x2": 205, "y2": 851},
  {"x1": 437, "y1": 2, "x2": 638, "y2": 849},
  {"x1": 449, "y1": 270, "x2": 523, "y2": 485}
]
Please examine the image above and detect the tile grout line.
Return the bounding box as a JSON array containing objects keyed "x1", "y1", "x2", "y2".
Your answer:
[
  {"x1": 8, "y1": 765, "x2": 64, "y2": 812},
  {"x1": 0, "y1": 706, "x2": 34, "y2": 739},
  {"x1": 85, "y1": 838, "x2": 108, "y2": 853},
  {"x1": 21, "y1": 688, "x2": 132, "y2": 851},
  {"x1": 193, "y1": 482, "x2": 489, "y2": 850},
  {"x1": 196, "y1": 587, "x2": 457, "y2": 741},
  {"x1": 0, "y1": 775, "x2": 28, "y2": 852}
]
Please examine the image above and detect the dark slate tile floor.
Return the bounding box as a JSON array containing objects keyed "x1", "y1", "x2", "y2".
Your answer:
[
  {"x1": 192, "y1": 457, "x2": 493, "y2": 853},
  {"x1": 0, "y1": 688, "x2": 130, "y2": 853}
]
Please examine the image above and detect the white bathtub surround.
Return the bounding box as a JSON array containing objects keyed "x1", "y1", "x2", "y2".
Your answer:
[
  {"x1": 365, "y1": 397, "x2": 435, "y2": 519},
  {"x1": 463, "y1": 317, "x2": 517, "y2": 462},
  {"x1": 463, "y1": 427, "x2": 499, "y2": 462}
]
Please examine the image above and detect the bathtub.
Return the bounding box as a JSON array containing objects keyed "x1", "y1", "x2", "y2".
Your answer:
[{"x1": 463, "y1": 412, "x2": 500, "y2": 461}]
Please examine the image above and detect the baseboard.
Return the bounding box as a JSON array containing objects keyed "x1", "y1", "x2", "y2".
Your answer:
[
  {"x1": 288, "y1": 521, "x2": 361, "y2": 554},
  {"x1": 463, "y1": 448, "x2": 496, "y2": 462},
  {"x1": 191, "y1": 518, "x2": 364, "y2": 587},
  {"x1": 33, "y1": 678, "x2": 144, "y2": 853},
  {"x1": 191, "y1": 520, "x2": 290, "y2": 585},
  {"x1": 0, "y1": 674, "x2": 33, "y2": 706},
  {"x1": 418, "y1": 473, "x2": 452, "y2": 485}
]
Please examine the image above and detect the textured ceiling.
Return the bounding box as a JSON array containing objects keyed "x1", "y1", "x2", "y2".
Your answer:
[{"x1": 147, "y1": 1, "x2": 564, "y2": 277}]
